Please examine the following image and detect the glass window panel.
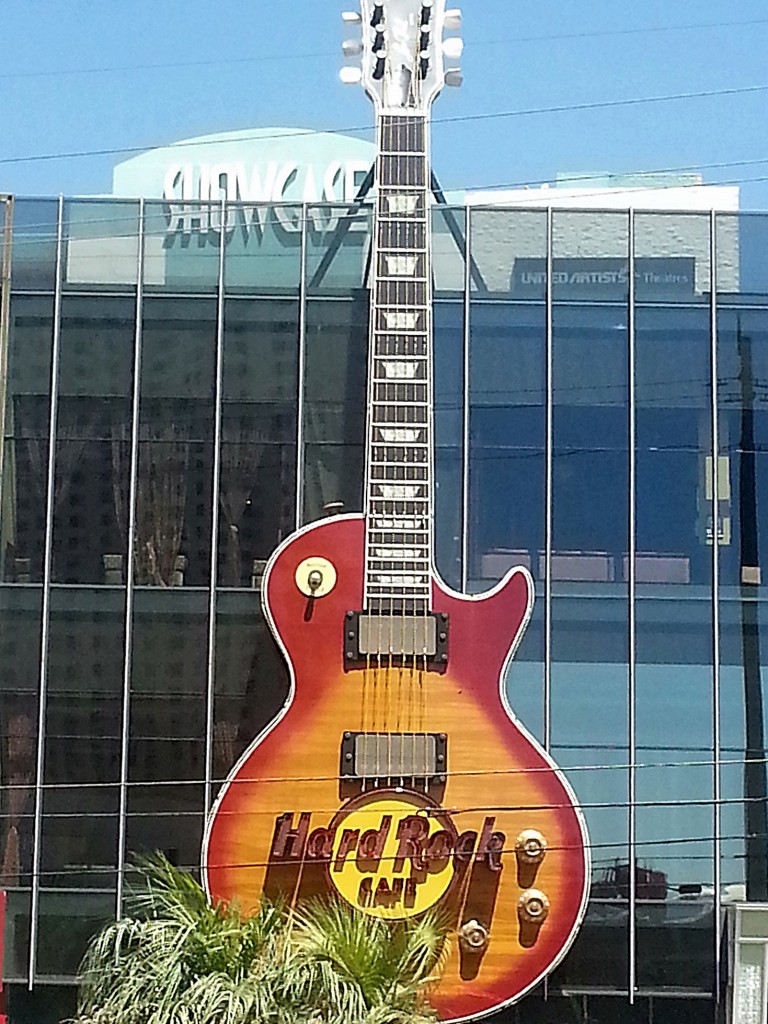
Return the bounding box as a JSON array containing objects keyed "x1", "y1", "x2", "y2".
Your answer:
[
  {"x1": 302, "y1": 299, "x2": 366, "y2": 523},
  {"x1": 223, "y1": 203, "x2": 304, "y2": 294},
  {"x1": 137, "y1": 299, "x2": 216, "y2": 587},
  {"x1": 41, "y1": 589, "x2": 124, "y2": 889},
  {"x1": 0, "y1": 586, "x2": 41, "y2": 888},
  {"x1": 634, "y1": 213, "x2": 709, "y2": 303},
  {"x1": 303, "y1": 443, "x2": 363, "y2": 524},
  {"x1": 635, "y1": 604, "x2": 715, "y2": 991},
  {"x1": 434, "y1": 301, "x2": 463, "y2": 449},
  {"x1": 719, "y1": 599, "x2": 768, "y2": 900},
  {"x1": 553, "y1": 303, "x2": 628, "y2": 571},
  {"x1": 62, "y1": 200, "x2": 140, "y2": 291},
  {"x1": 717, "y1": 308, "x2": 768, "y2": 589},
  {"x1": 636, "y1": 306, "x2": 712, "y2": 587},
  {"x1": 219, "y1": 298, "x2": 298, "y2": 584},
  {"x1": 551, "y1": 211, "x2": 629, "y2": 303},
  {"x1": 504, "y1": 603, "x2": 544, "y2": 745},
  {"x1": 49, "y1": 296, "x2": 134, "y2": 585},
  {"x1": 35, "y1": 890, "x2": 114, "y2": 978},
  {"x1": 305, "y1": 203, "x2": 372, "y2": 296},
  {"x1": 126, "y1": 591, "x2": 207, "y2": 874},
  {"x1": 435, "y1": 447, "x2": 461, "y2": 590},
  {"x1": 432, "y1": 206, "x2": 465, "y2": 295},
  {"x1": 11, "y1": 198, "x2": 59, "y2": 291},
  {"x1": 470, "y1": 208, "x2": 547, "y2": 298},
  {"x1": 1, "y1": 296, "x2": 54, "y2": 582},
  {"x1": 143, "y1": 200, "x2": 219, "y2": 294},
  {"x1": 648, "y1": 996, "x2": 715, "y2": 1024},
  {"x1": 551, "y1": 595, "x2": 629, "y2": 989},
  {"x1": 469, "y1": 302, "x2": 545, "y2": 590},
  {"x1": 3, "y1": 889, "x2": 32, "y2": 981},
  {"x1": 717, "y1": 213, "x2": 768, "y2": 302},
  {"x1": 212, "y1": 592, "x2": 289, "y2": 801}
]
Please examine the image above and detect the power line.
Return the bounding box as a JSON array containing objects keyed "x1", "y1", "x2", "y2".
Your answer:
[
  {"x1": 1, "y1": 18, "x2": 766, "y2": 82},
  {"x1": 1, "y1": 83, "x2": 767, "y2": 168}
]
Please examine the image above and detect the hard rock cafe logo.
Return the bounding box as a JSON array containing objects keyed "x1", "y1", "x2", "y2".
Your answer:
[{"x1": 268, "y1": 789, "x2": 505, "y2": 920}]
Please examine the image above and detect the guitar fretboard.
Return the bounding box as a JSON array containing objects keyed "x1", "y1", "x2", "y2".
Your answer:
[{"x1": 365, "y1": 115, "x2": 433, "y2": 614}]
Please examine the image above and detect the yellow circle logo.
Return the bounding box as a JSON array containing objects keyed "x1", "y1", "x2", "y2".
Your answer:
[{"x1": 327, "y1": 790, "x2": 458, "y2": 920}]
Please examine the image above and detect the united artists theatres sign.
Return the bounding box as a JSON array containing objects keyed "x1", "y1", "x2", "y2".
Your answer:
[{"x1": 511, "y1": 256, "x2": 696, "y2": 298}]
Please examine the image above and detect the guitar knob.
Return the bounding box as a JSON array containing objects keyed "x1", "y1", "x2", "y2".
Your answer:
[
  {"x1": 458, "y1": 919, "x2": 489, "y2": 952},
  {"x1": 518, "y1": 889, "x2": 550, "y2": 926},
  {"x1": 515, "y1": 828, "x2": 547, "y2": 866}
]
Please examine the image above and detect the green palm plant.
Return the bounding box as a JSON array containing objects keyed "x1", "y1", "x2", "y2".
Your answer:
[{"x1": 74, "y1": 854, "x2": 448, "y2": 1024}]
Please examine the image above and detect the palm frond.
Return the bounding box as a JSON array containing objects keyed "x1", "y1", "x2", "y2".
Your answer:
[{"x1": 75, "y1": 854, "x2": 445, "y2": 1024}]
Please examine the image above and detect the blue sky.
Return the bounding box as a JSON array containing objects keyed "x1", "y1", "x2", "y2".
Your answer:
[{"x1": 2, "y1": 1, "x2": 768, "y2": 206}]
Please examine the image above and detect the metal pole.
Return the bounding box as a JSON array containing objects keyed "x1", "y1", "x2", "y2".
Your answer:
[{"x1": 115, "y1": 199, "x2": 146, "y2": 916}]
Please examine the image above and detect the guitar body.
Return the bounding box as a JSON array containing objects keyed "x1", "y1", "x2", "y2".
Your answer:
[{"x1": 204, "y1": 515, "x2": 589, "y2": 1022}]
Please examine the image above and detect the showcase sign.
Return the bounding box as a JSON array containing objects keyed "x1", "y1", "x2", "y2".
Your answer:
[
  {"x1": 163, "y1": 158, "x2": 371, "y2": 236},
  {"x1": 112, "y1": 128, "x2": 376, "y2": 240},
  {"x1": 510, "y1": 257, "x2": 696, "y2": 298}
]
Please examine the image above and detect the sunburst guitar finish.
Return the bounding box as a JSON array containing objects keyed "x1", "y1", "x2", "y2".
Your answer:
[
  {"x1": 204, "y1": 515, "x2": 589, "y2": 1022},
  {"x1": 206, "y1": 1, "x2": 589, "y2": 1016}
]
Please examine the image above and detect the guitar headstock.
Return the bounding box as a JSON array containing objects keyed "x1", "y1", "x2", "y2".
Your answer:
[{"x1": 340, "y1": 0, "x2": 463, "y2": 113}]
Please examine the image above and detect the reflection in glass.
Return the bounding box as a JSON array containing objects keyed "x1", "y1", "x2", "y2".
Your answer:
[
  {"x1": 305, "y1": 204, "x2": 371, "y2": 295},
  {"x1": 41, "y1": 589, "x2": 124, "y2": 890},
  {"x1": 1, "y1": 296, "x2": 55, "y2": 582},
  {"x1": 213, "y1": 593, "x2": 289, "y2": 801},
  {"x1": 718, "y1": 212, "x2": 768, "y2": 300},
  {"x1": 302, "y1": 299, "x2": 367, "y2": 523},
  {"x1": 470, "y1": 208, "x2": 547, "y2": 297},
  {"x1": 35, "y1": 890, "x2": 115, "y2": 978},
  {"x1": 635, "y1": 605, "x2": 714, "y2": 991},
  {"x1": 10, "y1": 198, "x2": 59, "y2": 291},
  {"x1": 126, "y1": 591, "x2": 207, "y2": 873},
  {"x1": 137, "y1": 299, "x2": 216, "y2": 587},
  {"x1": 634, "y1": 213, "x2": 710, "y2": 303},
  {"x1": 62, "y1": 200, "x2": 140, "y2": 291},
  {"x1": 636, "y1": 306, "x2": 712, "y2": 586},
  {"x1": 469, "y1": 302, "x2": 545, "y2": 590},
  {"x1": 0, "y1": 589, "x2": 40, "y2": 890},
  {"x1": 219, "y1": 299, "x2": 298, "y2": 584}
]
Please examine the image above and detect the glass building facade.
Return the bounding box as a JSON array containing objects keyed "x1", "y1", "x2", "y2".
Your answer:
[{"x1": 1, "y1": 192, "x2": 768, "y2": 1024}]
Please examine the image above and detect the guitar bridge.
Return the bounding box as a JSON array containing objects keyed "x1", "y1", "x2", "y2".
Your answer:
[
  {"x1": 343, "y1": 611, "x2": 449, "y2": 670},
  {"x1": 340, "y1": 731, "x2": 447, "y2": 797}
]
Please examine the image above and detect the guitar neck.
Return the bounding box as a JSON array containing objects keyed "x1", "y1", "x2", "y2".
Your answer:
[{"x1": 364, "y1": 113, "x2": 434, "y2": 614}]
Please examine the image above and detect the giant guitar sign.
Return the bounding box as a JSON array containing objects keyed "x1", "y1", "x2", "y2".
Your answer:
[{"x1": 203, "y1": 3, "x2": 590, "y2": 1019}]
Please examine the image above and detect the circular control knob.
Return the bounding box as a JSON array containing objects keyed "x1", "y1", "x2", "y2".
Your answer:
[
  {"x1": 515, "y1": 828, "x2": 547, "y2": 865},
  {"x1": 458, "y1": 919, "x2": 489, "y2": 952},
  {"x1": 295, "y1": 557, "x2": 337, "y2": 598},
  {"x1": 518, "y1": 889, "x2": 550, "y2": 926}
]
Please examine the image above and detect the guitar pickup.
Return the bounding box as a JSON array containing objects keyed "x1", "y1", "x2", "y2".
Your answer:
[
  {"x1": 343, "y1": 611, "x2": 449, "y2": 670},
  {"x1": 340, "y1": 731, "x2": 447, "y2": 794}
]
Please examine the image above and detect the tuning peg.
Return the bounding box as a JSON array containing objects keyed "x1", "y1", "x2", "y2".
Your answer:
[
  {"x1": 340, "y1": 66, "x2": 363, "y2": 84},
  {"x1": 444, "y1": 69, "x2": 463, "y2": 87},
  {"x1": 442, "y1": 36, "x2": 464, "y2": 59},
  {"x1": 342, "y1": 39, "x2": 363, "y2": 57},
  {"x1": 341, "y1": 10, "x2": 362, "y2": 23},
  {"x1": 444, "y1": 8, "x2": 462, "y2": 30}
]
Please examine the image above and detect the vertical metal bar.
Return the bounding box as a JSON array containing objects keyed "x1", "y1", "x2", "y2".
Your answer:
[
  {"x1": 294, "y1": 204, "x2": 309, "y2": 528},
  {"x1": 204, "y1": 199, "x2": 227, "y2": 816},
  {"x1": 627, "y1": 208, "x2": 638, "y2": 1005},
  {"x1": 460, "y1": 207, "x2": 471, "y2": 593},
  {"x1": 710, "y1": 207, "x2": 723, "y2": 1001},
  {"x1": 544, "y1": 206, "x2": 554, "y2": 752},
  {"x1": 0, "y1": 196, "x2": 15, "y2": 566},
  {"x1": 28, "y1": 194, "x2": 64, "y2": 987},
  {"x1": 115, "y1": 199, "x2": 146, "y2": 916}
]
